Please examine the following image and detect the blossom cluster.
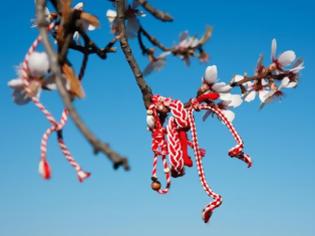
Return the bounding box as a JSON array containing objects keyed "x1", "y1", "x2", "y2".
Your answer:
[
  {"x1": 8, "y1": 52, "x2": 53, "y2": 105},
  {"x1": 197, "y1": 39, "x2": 304, "y2": 121}
]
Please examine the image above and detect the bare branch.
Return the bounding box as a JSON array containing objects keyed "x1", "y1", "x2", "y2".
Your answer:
[
  {"x1": 115, "y1": 0, "x2": 153, "y2": 109},
  {"x1": 36, "y1": 0, "x2": 130, "y2": 170},
  {"x1": 139, "y1": 26, "x2": 171, "y2": 52},
  {"x1": 138, "y1": 0, "x2": 173, "y2": 22}
]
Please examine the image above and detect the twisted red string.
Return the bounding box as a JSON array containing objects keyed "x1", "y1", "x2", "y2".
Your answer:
[
  {"x1": 198, "y1": 104, "x2": 252, "y2": 168},
  {"x1": 149, "y1": 104, "x2": 171, "y2": 194},
  {"x1": 186, "y1": 107, "x2": 222, "y2": 223},
  {"x1": 20, "y1": 22, "x2": 90, "y2": 182},
  {"x1": 148, "y1": 94, "x2": 252, "y2": 223}
]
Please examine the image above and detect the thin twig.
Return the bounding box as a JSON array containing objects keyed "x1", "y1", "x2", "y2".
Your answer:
[
  {"x1": 115, "y1": 0, "x2": 153, "y2": 109},
  {"x1": 78, "y1": 50, "x2": 89, "y2": 81},
  {"x1": 36, "y1": 0, "x2": 130, "y2": 170},
  {"x1": 139, "y1": 26, "x2": 170, "y2": 52},
  {"x1": 138, "y1": 0, "x2": 173, "y2": 22}
]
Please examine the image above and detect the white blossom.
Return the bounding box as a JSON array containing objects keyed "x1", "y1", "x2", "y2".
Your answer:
[
  {"x1": 143, "y1": 52, "x2": 171, "y2": 76},
  {"x1": 203, "y1": 65, "x2": 240, "y2": 106},
  {"x1": 28, "y1": 52, "x2": 50, "y2": 77},
  {"x1": 175, "y1": 32, "x2": 199, "y2": 50},
  {"x1": 204, "y1": 65, "x2": 218, "y2": 84},
  {"x1": 106, "y1": 1, "x2": 145, "y2": 38},
  {"x1": 271, "y1": 38, "x2": 296, "y2": 67},
  {"x1": 8, "y1": 77, "x2": 41, "y2": 105}
]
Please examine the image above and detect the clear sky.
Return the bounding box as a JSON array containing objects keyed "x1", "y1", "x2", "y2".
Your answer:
[{"x1": 0, "y1": 1, "x2": 314, "y2": 236}]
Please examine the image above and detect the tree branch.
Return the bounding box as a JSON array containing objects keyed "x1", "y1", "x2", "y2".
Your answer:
[
  {"x1": 115, "y1": 0, "x2": 153, "y2": 109},
  {"x1": 36, "y1": 0, "x2": 130, "y2": 170},
  {"x1": 139, "y1": 26, "x2": 171, "y2": 52},
  {"x1": 138, "y1": 0, "x2": 173, "y2": 22}
]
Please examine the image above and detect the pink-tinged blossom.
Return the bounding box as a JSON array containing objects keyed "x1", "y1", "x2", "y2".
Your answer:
[
  {"x1": 174, "y1": 31, "x2": 204, "y2": 65},
  {"x1": 203, "y1": 65, "x2": 240, "y2": 105},
  {"x1": 8, "y1": 77, "x2": 41, "y2": 105},
  {"x1": 8, "y1": 51, "x2": 50, "y2": 105},
  {"x1": 143, "y1": 52, "x2": 171, "y2": 76},
  {"x1": 175, "y1": 31, "x2": 200, "y2": 51},
  {"x1": 258, "y1": 40, "x2": 304, "y2": 108},
  {"x1": 202, "y1": 65, "x2": 242, "y2": 122},
  {"x1": 232, "y1": 74, "x2": 270, "y2": 103},
  {"x1": 271, "y1": 38, "x2": 296, "y2": 68},
  {"x1": 28, "y1": 52, "x2": 50, "y2": 77},
  {"x1": 106, "y1": 1, "x2": 145, "y2": 38},
  {"x1": 260, "y1": 76, "x2": 298, "y2": 109}
]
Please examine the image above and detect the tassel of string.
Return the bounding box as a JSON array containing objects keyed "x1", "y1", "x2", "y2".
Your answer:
[
  {"x1": 187, "y1": 108, "x2": 223, "y2": 223},
  {"x1": 57, "y1": 110, "x2": 91, "y2": 182},
  {"x1": 150, "y1": 105, "x2": 171, "y2": 194},
  {"x1": 21, "y1": 22, "x2": 90, "y2": 181},
  {"x1": 199, "y1": 104, "x2": 252, "y2": 168}
]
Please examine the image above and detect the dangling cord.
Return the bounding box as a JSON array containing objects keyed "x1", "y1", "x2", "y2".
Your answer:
[
  {"x1": 21, "y1": 22, "x2": 57, "y2": 127},
  {"x1": 187, "y1": 107, "x2": 223, "y2": 223},
  {"x1": 39, "y1": 125, "x2": 56, "y2": 179},
  {"x1": 199, "y1": 104, "x2": 252, "y2": 168},
  {"x1": 149, "y1": 105, "x2": 171, "y2": 194},
  {"x1": 39, "y1": 109, "x2": 91, "y2": 182},
  {"x1": 57, "y1": 109, "x2": 91, "y2": 182},
  {"x1": 21, "y1": 22, "x2": 58, "y2": 179},
  {"x1": 151, "y1": 154, "x2": 171, "y2": 194},
  {"x1": 21, "y1": 22, "x2": 90, "y2": 181}
]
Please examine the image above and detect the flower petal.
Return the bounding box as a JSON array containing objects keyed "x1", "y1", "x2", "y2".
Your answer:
[
  {"x1": 28, "y1": 52, "x2": 50, "y2": 77},
  {"x1": 279, "y1": 77, "x2": 290, "y2": 89},
  {"x1": 287, "y1": 81, "x2": 298, "y2": 88},
  {"x1": 228, "y1": 94, "x2": 243, "y2": 108},
  {"x1": 232, "y1": 74, "x2": 244, "y2": 83},
  {"x1": 8, "y1": 79, "x2": 24, "y2": 88},
  {"x1": 190, "y1": 37, "x2": 200, "y2": 48},
  {"x1": 221, "y1": 109, "x2": 235, "y2": 122},
  {"x1": 86, "y1": 23, "x2": 96, "y2": 31},
  {"x1": 259, "y1": 91, "x2": 275, "y2": 108},
  {"x1": 278, "y1": 50, "x2": 296, "y2": 67},
  {"x1": 219, "y1": 92, "x2": 232, "y2": 102},
  {"x1": 244, "y1": 90, "x2": 256, "y2": 102},
  {"x1": 256, "y1": 54, "x2": 264, "y2": 70},
  {"x1": 204, "y1": 65, "x2": 217, "y2": 84},
  {"x1": 290, "y1": 58, "x2": 304, "y2": 73},
  {"x1": 146, "y1": 115, "x2": 155, "y2": 129},
  {"x1": 258, "y1": 90, "x2": 270, "y2": 102},
  {"x1": 159, "y1": 51, "x2": 172, "y2": 59},
  {"x1": 106, "y1": 9, "x2": 117, "y2": 23},
  {"x1": 271, "y1": 38, "x2": 277, "y2": 60},
  {"x1": 74, "y1": 2, "x2": 84, "y2": 10},
  {"x1": 12, "y1": 88, "x2": 31, "y2": 105},
  {"x1": 179, "y1": 31, "x2": 189, "y2": 42},
  {"x1": 143, "y1": 59, "x2": 166, "y2": 77},
  {"x1": 212, "y1": 82, "x2": 232, "y2": 93}
]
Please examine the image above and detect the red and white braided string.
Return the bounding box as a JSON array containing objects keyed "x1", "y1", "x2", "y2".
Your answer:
[
  {"x1": 166, "y1": 117, "x2": 185, "y2": 175},
  {"x1": 198, "y1": 104, "x2": 252, "y2": 168},
  {"x1": 148, "y1": 94, "x2": 252, "y2": 223},
  {"x1": 187, "y1": 107, "x2": 222, "y2": 223},
  {"x1": 150, "y1": 104, "x2": 171, "y2": 194},
  {"x1": 21, "y1": 23, "x2": 90, "y2": 182}
]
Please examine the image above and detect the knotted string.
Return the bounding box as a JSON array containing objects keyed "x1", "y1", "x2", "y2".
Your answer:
[
  {"x1": 149, "y1": 105, "x2": 171, "y2": 194},
  {"x1": 20, "y1": 22, "x2": 90, "y2": 182},
  {"x1": 148, "y1": 93, "x2": 252, "y2": 223}
]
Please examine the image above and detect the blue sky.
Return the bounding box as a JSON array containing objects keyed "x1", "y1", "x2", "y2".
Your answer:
[{"x1": 0, "y1": 0, "x2": 314, "y2": 236}]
